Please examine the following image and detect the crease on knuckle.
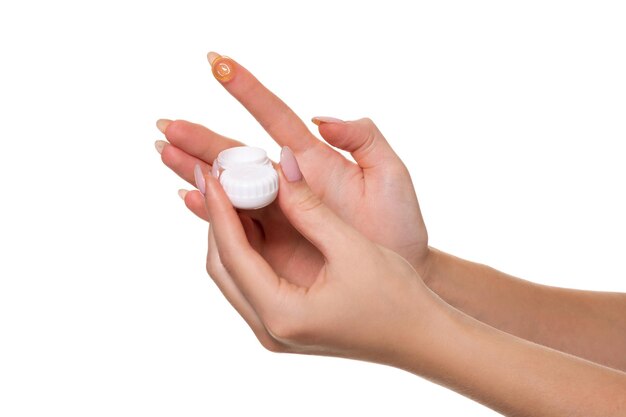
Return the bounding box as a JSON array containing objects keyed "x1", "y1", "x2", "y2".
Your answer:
[
  {"x1": 265, "y1": 313, "x2": 308, "y2": 344},
  {"x1": 205, "y1": 257, "x2": 223, "y2": 279},
  {"x1": 216, "y1": 245, "x2": 240, "y2": 274},
  {"x1": 295, "y1": 191, "x2": 324, "y2": 214},
  {"x1": 259, "y1": 336, "x2": 285, "y2": 353},
  {"x1": 360, "y1": 117, "x2": 376, "y2": 128},
  {"x1": 359, "y1": 128, "x2": 377, "y2": 157}
]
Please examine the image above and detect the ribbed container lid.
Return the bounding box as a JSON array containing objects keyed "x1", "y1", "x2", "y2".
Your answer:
[{"x1": 216, "y1": 147, "x2": 278, "y2": 209}]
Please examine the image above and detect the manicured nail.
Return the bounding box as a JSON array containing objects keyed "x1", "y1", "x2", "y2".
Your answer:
[
  {"x1": 154, "y1": 140, "x2": 167, "y2": 154},
  {"x1": 208, "y1": 52, "x2": 236, "y2": 83},
  {"x1": 207, "y1": 51, "x2": 220, "y2": 65},
  {"x1": 194, "y1": 164, "x2": 206, "y2": 195},
  {"x1": 178, "y1": 189, "x2": 188, "y2": 200},
  {"x1": 280, "y1": 146, "x2": 302, "y2": 182},
  {"x1": 211, "y1": 161, "x2": 219, "y2": 178},
  {"x1": 156, "y1": 119, "x2": 172, "y2": 133},
  {"x1": 311, "y1": 116, "x2": 344, "y2": 126}
]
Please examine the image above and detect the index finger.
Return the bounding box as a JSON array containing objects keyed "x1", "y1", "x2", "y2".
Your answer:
[{"x1": 208, "y1": 52, "x2": 318, "y2": 154}]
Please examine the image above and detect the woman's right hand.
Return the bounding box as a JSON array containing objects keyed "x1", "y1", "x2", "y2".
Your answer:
[
  {"x1": 200, "y1": 154, "x2": 626, "y2": 417},
  {"x1": 200, "y1": 148, "x2": 436, "y2": 361},
  {"x1": 156, "y1": 52, "x2": 431, "y2": 276}
]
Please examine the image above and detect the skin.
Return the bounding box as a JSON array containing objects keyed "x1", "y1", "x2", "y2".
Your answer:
[
  {"x1": 156, "y1": 53, "x2": 626, "y2": 415},
  {"x1": 424, "y1": 250, "x2": 626, "y2": 372},
  {"x1": 199, "y1": 163, "x2": 626, "y2": 416}
]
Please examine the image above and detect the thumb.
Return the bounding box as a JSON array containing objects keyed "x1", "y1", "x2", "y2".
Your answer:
[
  {"x1": 313, "y1": 117, "x2": 399, "y2": 169},
  {"x1": 278, "y1": 146, "x2": 359, "y2": 259}
]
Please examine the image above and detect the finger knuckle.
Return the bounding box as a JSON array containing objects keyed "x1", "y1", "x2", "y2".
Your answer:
[
  {"x1": 359, "y1": 117, "x2": 377, "y2": 130},
  {"x1": 216, "y1": 245, "x2": 239, "y2": 273},
  {"x1": 205, "y1": 258, "x2": 221, "y2": 278},
  {"x1": 386, "y1": 159, "x2": 410, "y2": 179},
  {"x1": 265, "y1": 315, "x2": 308, "y2": 344},
  {"x1": 259, "y1": 337, "x2": 285, "y2": 353},
  {"x1": 295, "y1": 191, "x2": 324, "y2": 214}
]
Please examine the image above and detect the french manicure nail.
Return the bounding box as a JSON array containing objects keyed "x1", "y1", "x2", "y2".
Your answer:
[
  {"x1": 211, "y1": 161, "x2": 219, "y2": 178},
  {"x1": 194, "y1": 164, "x2": 206, "y2": 195},
  {"x1": 156, "y1": 119, "x2": 172, "y2": 133},
  {"x1": 178, "y1": 189, "x2": 188, "y2": 200},
  {"x1": 280, "y1": 146, "x2": 302, "y2": 182},
  {"x1": 154, "y1": 140, "x2": 167, "y2": 154},
  {"x1": 311, "y1": 116, "x2": 344, "y2": 126}
]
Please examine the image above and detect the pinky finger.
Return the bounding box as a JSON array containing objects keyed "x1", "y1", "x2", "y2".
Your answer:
[{"x1": 179, "y1": 189, "x2": 209, "y2": 221}]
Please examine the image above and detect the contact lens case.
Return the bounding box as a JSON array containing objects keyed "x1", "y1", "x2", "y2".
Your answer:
[{"x1": 212, "y1": 146, "x2": 278, "y2": 210}]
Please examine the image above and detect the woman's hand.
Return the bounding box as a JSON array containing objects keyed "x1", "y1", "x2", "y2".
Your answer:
[
  {"x1": 156, "y1": 52, "x2": 430, "y2": 276},
  {"x1": 198, "y1": 146, "x2": 434, "y2": 359},
  {"x1": 200, "y1": 149, "x2": 626, "y2": 416}
]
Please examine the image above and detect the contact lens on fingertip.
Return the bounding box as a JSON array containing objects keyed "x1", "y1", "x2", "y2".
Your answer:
[
  {"x1": 214, "y1": 147, "x2": 278, "y2": 209},
  {"x1": 211, "y1": 56, "x2": 236, "y2": 83}
]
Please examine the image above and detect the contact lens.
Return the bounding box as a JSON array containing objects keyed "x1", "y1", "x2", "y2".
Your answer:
[{"x1": 211, "y1": 56, "x2": 236, "y2": 83}]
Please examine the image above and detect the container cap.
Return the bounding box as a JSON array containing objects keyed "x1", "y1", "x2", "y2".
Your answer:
[
  {"x1": 217, "y1": 146, "x2": 270, "y2": 170},
  {"x1": 215, "y1": 147, "x2": 278, "y2": 210}
]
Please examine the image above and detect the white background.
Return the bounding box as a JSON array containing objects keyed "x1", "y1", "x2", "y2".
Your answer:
[{"x1": 1, "y1": 1, "x2": 625, "y2": 415}]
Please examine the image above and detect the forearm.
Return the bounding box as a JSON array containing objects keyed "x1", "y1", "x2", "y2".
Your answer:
[
  {"x1": 422, "y1": 248, "x2": 626, "y2": 371},
  {"x1": 397, "y1": 295, "x2": 626, "y2": 417}
]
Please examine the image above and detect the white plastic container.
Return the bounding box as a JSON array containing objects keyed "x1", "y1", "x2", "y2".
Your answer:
[{"x1": 212, "y1": 147, "x2": 278, "y2": 209}]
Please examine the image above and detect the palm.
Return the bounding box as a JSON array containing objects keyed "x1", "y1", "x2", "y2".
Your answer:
[
  {"x1": 298, "y1": 145, "x2": 428, "y2": 272},
  {"x1": 241, "y1": 205, "x2": 323, "y2": 288},
  {"x1": 228, "y1": 139, "x2": 427, "y2": 291}
]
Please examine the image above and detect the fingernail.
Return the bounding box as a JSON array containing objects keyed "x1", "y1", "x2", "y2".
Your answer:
[
  {"x1": 194, "y1": 164, "x2": 206, "y2": 195},
  {"x1": 211, "y1": 161, "x2": 219, "y2": 178},
  {"x1": 208, "y1": 52, "x2": 236, "y2": 83},
  {"x1": 311, "y1": 116, "x2": 344, "y2": 126},
  {"x1": 280, "y1": 146, "x2": 302, "y2": 182},
  {"x1": 156, "y1": 119, "x2": 172, "y2": 133},
  {"x1": 154, "y1": 140, "x2": 167, "y2": 154},
  {"x1": 178, "y1": 189, "x2": 188, "y2": 200},
  {"x1": 207, "y1": 51, "x2": 220, "y2": 65}
]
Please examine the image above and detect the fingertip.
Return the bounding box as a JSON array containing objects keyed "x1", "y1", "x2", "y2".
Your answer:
[
  {"x1": 207, "y1": 51, "x2": 220, "y2": 65},
  {"x1": 158, "y1": 140, "x2": 177, "y2": 165},
  {"x1": 276, "y1": 160, "x2": 301, "y2": 195},
  {"x1": 315, "y1": 117, "x2": 396, "y2": 168},
  {"x1": 203, "y1": 172, "x2": 232, "y2": 214},
  {"x1": 279, "y1": 146, "x2": 303, "y2": 183},
  {"x1": 315, "y1": 119, "x2": 348, "y2": 144},
  {"x1": 313, "y1": 117, "x2": 347, "y2": 140},
  {"x1": 311, "y1": 116, "x2": 344, "y2": 126},
  {"x1": 276, "y1": 166, "x2": 292, "y2": 201},
  {"x1": 161, "y1": 119, "x2": 187, "y2": 141},
  {"x1": 210, "y1": 54, "x2": 236, "y2": 83},
  {"x1": 203, "y1": 171, "x2": 218, "y2": 197},
  {"x1": 154, "y1": 140, "x2": 167, "y2": 155},
  {"x1": 276, "y1": 163, "x2": 316, "y2": 217},
  {"x1": 156, "y1": 118, "x2": 172, "y2": 134},
  {"x1": 181, "y1": 189, "x2": 210, "y2": 222},
  {"x1": 202, "y1": 172, "x2": 215, "y2": 206}
]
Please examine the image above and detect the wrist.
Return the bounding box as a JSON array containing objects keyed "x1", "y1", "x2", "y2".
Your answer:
[
  {"x1": 419, "y1": 246, "x2": 441, "y2": 288},
  {"x1": 381, "y1": 284, "x2": 455, "y2": 373},
  {"x1": 418, "y1": 248, "x2": 467, "y2": 308}
]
